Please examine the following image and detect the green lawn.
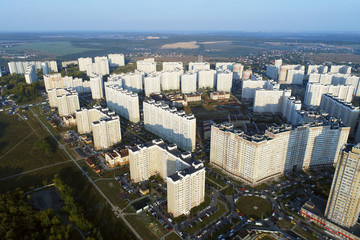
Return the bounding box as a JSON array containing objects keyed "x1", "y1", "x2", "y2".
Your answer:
[
  {"x1": 95, "y1": 179, "x2": 129, "y2": 209},
  {"x1": 206, "y1": 173, "x2": 226, "y2": 187},
  {"x1": 165, "y1": 232, "x2": 182, "y2": 240},
  {"x1": 293, "y1": 226, "x2": 317, "y2": 240},
  {"x1": 0, "y1": 112, "x2": 68, "y2": 180},
  {"x1": 235, "y1": 196, "x2": 272, "y2": 220},
  {"x1": 125, "y1": 214, "x2": 159, "y2": 240},
  {"x1": 277, "y1": 219, "x2": 294, "y2": 230},
  {"x1": 13, "y1": 41, "x2": 95, "y2": 56},
  {"x1": 221, "y1": 186, "x2": 235, "y2": 195}
]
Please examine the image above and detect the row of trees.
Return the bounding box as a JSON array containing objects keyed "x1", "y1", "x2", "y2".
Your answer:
[
  {"x1": 0, "y1": 74, "x2": 44, "y2": 104},
  {"x1": 0, "y1": 188, "x2": 72, "y2": 240},
  {"x1": 53, "y1": 174, "x2": 103, "y2": 240}
]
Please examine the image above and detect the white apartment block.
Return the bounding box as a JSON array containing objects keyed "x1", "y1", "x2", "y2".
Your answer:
[
  {"x1": 325, "y1": 144, "x2": 360, "y2": 228},
  {"x1": 266, "y1": 65, "x2": 279, "y2": 80},
  {"x1": 143, "y1": 100, "x2": 196, "y2": 151},
  {"x1": 242, "y1": 69, "x2": 253, "y2": 80},
  {"x1": 78, "y1": 57, "x2": 92, "y2": 72},
  {"x1": 75, "y1": 106, "x2": 121, "y2": 150},
  {"x1": 25, "y1": 65, "x2": 37, "y2": 84},
  {"x1": 105, "y1": 84, "x2": 140, "y2": 122},
  {"x1": 162, "y1": 62, "x2": 183, "y2": 71},
  {"x1": 128, "y1": 139, "x2": 205, "y2": 217},
  {"x1": 320, "y1": 94, "x2": 359, "y2": 137},
  {"x1": 188, "y1": 62, "x2": 210, "y2": 71},
  {"x1": 329, "y1": 65, "x2": 351, "y2": 74},
  {"x1": 90, "y1": 75, "x2": 104, "y2": 99},
  {"x1": 122, "y1": 71, "x2": 144, "y2": 93},
  {"x1": 233, "y1": 63, "x2": 244, "y2": 80},
  {"x1": 216, "y1": 62, "x2": 234, "y2": 71},
  {"x1": 216, "y1": 70, "x2": 233, "y2": 92},
  {"x1": 308, "y1": 73, "x2": 360, "y2": 96},
  {"x1": 144, "y1": 72, "x2": 161, "y2": 96},
  {"x1": 304, "y1": 83, "x2": 354, "y2": 107},
  {"x1": 281, "y1": 97, "x2": 302, "y2": 125},
  {"x1": 181, "y1": 72, "x2": 197, "y2": 93},
  {"x1": 41, "y1": 62, "x2": 49, "y2": 75},
  {"x1": 198, "y1": 69, "x2": 216, "y2": 89},
  {"x1": 8, "y1": 61, "x2": 58, "y2": 75},
  {"x1": 253, "y1": 89, "x2": 291, "y2": 113},
  {"x1": 108, "y1": 54, "x2": 125, "y2": 67},
  {"x1": 307, "y1": 65, "x2": 328, "y2": 75},
  {"x1": 210, "y1": 121, "x2": 349, "y2": 186},
  {"x1": 44, "y1": 73, "x2": 90, "y2": 93},
  {"x1": 161, "y1": 70, "x2": 181, "y2": 91},
  {"x1": 94, "y1": 56, "x2": 108, "y2": 63},
  {"x1": 106, "y1": 74, "x2": 123, "y2": 88},
  {"x1": 278, "y1": 65, "x2": 305, "y2": 84},
  {"x1": 47, "y1": 88, "x2": 80, "y2": 117},
  {"x1": 86, "y1": 59, "x2": 110, "y2": 76},
  {"x1": 92, "y1": 117, "x2": 122, "y2": 150},
  {"x1": 167, "y1": 162, "x2": 205, "y2": 217},
  {"x1": 241, "y1": 79, "x2": 279, "y2": 100},
  {"x1": 266, "y1": 59, "x2": 282, "y2": 80},
  {"x1": 137, "y1": 60, "x2": 156, "y2": 73}
]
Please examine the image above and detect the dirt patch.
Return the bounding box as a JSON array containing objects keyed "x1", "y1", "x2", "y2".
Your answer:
[{"x1": 30, "y1": 186, "x2": 64, "y2": 212}]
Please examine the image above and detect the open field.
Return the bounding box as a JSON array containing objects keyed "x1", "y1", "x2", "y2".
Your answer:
[
  {"x1": 13, "y1": 41, "x2": 95, "y2": 56},
  {"x1": 95, "y1": 178, "x2": 129, "y2": 209},
  {"x1": 307, "y1": 53, "x2": 360, "y2": 63},
  {"x1": 236, "y1": 196, "x2": 272, "y2": 220},
  {"x1": 161, "y1": 41, "x2": 200, "y2": 49},
  {"x1": 0, "y1": 110, "x2": 136, "y2": 239},
  {"x1": 125, "y1": 212, "x2": 167, "y2": 240},
  {"x1": 165, "y1": 232, "x2": 182, "y2": 240},
  {"x1": 0, "y1": 112, "x2": 68, "y2": 180}
]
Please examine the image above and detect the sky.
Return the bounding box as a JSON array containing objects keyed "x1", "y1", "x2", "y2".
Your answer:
[{"x1": 1, "y1": 0, "x2": 360, "y2": 32}]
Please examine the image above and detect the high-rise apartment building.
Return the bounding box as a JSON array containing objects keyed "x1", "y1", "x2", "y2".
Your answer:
[
  {"x1": 233, "y1": 63, "x2": 244, "y2": 80},
  {"x1": 78, "y1": 57, "x2": 93, "y2": 72},
  {"x1": 105, "y1": 84, "x2": 140, "y2": 122},
  {"x1": 108, "y1": 54, "x2": 125, "y2": 67},
  {"x1": 8, "y1": 61, "x2": 58, "y2": 75},
  {"x1": 161, "y1": 70, "x2": 181, "y2": 91},
  {"x1": 278, "y1": 65, "x2": 305, "y2": 84},
  {"x1": 43, "y1": 73, "x2": 90, "y2": 93},
  {"x1": 143, "y1": 100, "x2": 196, "y2": 151},
  {"x1": 216, "y1": 70, "x2": 233, "y2": 92},
  {"x1": 47, "y1": 88, "x2": 80, "y2": 117},
  {"x1": 137, "y1": 59, "x2": 156, "y2": 73},
  {"x1": 307, "y1": 65, "x2": 328, "y2": 75},
  {"x1": 75, "y1": 106, "x2": 121, "y2": 150},
  {"x1": 320, "y1": 94, "x2": 360, "y2": 137},
  {"x1": 86, "y1": 59, "x2": 110, "y2": 76},
  {"x1": 92, "y1": 117, "x2": 122, "y2": 150},
  {"x1": 330, "y1": 65, "x2": 351, "y2": 74},
  {"x1": 180, "y1": 72, "x2": 197, "y2": 93},
  {"x1": 144, "y1": 72, "x2": 161, "y2": 96},
  {"x1": 325, "y1": 144, "x2": 360, "y2": 228},
  {"x1": 121, "y1": 71, "x2": 144, "y2": 93},
  {"x1": 167, "y1": 161, "x2": 205, "y2": 217},
  {"x1": 253, "y1": 89, "x2": 291, "y2": 113},
  {"x1": 128, "y1": 139, "x2": 205, "y2": 217},
  {"x1": 162, "y1": 62, "x2": 183, "y2": 71},
  {"x1": 24, "y1": 65, "x2": 37, "y2": 84},
  {"x1": 210, "y1": 120, "x2": 349, "y2": 186},
  {"x1": 216, "y1": 62, "x2": 234, "y2": 71},
  {"x1": 188, "y1": 62, "x2": 210, "y2": 71},
  {"x1": 304, "y1": 83, "x2": 354, "y2": 107},
  {"x1": 90, "y1": 75, "x2": 104, "y2": 99},
  {"x1": 197, "y1": 69, "x2": 216, "y2": 89}
]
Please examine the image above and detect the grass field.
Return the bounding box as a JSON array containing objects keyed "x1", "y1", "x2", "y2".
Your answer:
[
  {"x1": 95, "y1": 179, "x2": 129, "y2": 209},
  {"x1": 13, "y1": 41, "x2": 95, "y2": 56},
  {"x1": 0, "y1": 112, "x2": 68, "y2": 180},
  {"x1": 236, "y1": 196, "x2": 272, "y2": 220},
  {"x1": 0, "y1": 111, "x2": 136, "y2": 239},
  {"x1": 165, "y1": 232, "x2": 182, "y2": 240},
  {"x1": 125, "y1": 214, "x2": 160, "y2": 240}
]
